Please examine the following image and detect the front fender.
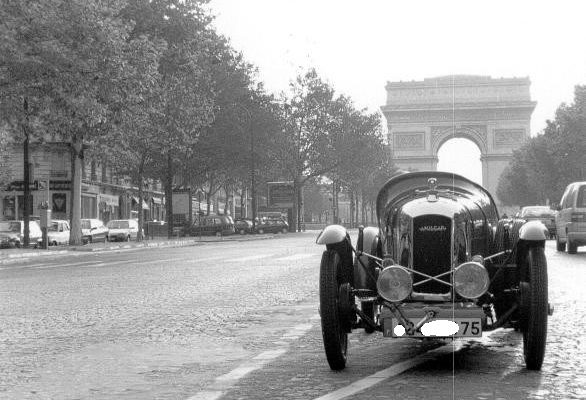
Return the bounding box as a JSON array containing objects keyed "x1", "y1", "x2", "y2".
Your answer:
[
  {"x1": 519, "y1": 220, "x2": 548, "y2": 241},
  {"x1": 316, "y1": 224, "x2": 348, "y2": 245}
]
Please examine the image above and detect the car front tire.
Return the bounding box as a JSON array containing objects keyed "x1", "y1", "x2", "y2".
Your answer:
[
  {"x1": 319, "y1": 249, "x2": 349, "y2": 371},
  {"x1": 521, "y1": 246, "x2": 548, "y2": 370}
]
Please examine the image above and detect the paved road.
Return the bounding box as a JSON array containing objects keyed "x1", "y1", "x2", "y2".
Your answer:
[{"x1": 1, "y1": 234, "x2": 584, "y2": 399}]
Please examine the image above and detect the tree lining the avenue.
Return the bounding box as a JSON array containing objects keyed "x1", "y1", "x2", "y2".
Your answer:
[
  {"x1": 0, "y1": 0, "x2": 391, "y2": 240},
  {"x1": 497, "y1": 85, "x2": 586, "y2": 207}
]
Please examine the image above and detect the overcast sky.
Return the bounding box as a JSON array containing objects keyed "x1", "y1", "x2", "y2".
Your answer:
[{"x1": 207, "y1": 0, "x2": 586, "y2": 184}]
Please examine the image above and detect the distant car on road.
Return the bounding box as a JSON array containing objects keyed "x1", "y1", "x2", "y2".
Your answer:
[
  {"x1": 106, "y1": 219, "x2": 139, "y2": 242},
  {"x1": 186, "y1": 215, "x2": 235, "y2": 237},
  {"x1": 254, "y1": 218, "x2": 289, "y2": 234},
  {"x1": 234, "y1": 218, "x2": 254, "y2": 235},
  {"x1": 555, "y1": 181, "x2": 586, "y2": 253},
  {"x1": 81, "y1": 218, "x2": 109, "y2": 244},
  {"x1": 518, "y1": 206, "x2": 556, "y2": 239},
  {"x1": 0, "y1": 220, "x2": 42, "y2": 248},
  {"x1": 47, "y1": 219, "x2": 71, "y2": 246}
]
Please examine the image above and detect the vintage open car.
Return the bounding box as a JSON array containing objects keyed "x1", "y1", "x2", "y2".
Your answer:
[{"x1": 316, "y1": 171, "x2": 552, "y2": 371}]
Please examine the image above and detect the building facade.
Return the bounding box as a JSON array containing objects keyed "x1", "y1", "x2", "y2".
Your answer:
[
  {"x1": 0, "y1": 140, "x2": 165, "y2": 223},
  {"x1": 381, "y1": 75, "x2": 536, "y2": 198}
]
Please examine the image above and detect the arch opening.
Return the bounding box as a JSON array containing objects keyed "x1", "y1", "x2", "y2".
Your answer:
[{"x1": 436, "y1": 138, "x2": 482, "y2": 185}]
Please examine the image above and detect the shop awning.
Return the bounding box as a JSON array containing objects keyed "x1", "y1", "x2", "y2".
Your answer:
[
  {"x1": 98, "y1": 194, "x2": 119, "y2": 207},
  {"x1": 132, "y1": 197, "x2": 150, "y2": 210}
]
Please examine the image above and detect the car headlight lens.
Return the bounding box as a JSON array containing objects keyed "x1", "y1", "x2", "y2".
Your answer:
[
  {"x1": 377, "y1": 265, "x2": 412, "y2": 302},
  {"x1": 454, "y1": 261, "x2": 489, "y2": 299}
]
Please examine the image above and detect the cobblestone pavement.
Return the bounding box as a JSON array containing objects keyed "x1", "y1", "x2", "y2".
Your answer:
[
  {"x1": 0, "y1": 232, "x2": 323, "y2": 399},
  {"x1": 1, "y1": 236, "x2": 584, "y2": 400},
  {"x1": 216, "y1": 241, "x2": 586, "y2": 400}
]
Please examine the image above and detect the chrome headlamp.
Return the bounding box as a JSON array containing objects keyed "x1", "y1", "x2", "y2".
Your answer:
[
  {"x1": 376, "y1": 265, "x2": 413, "y2": 302},
  {"x1": 454, "y1": 261, "x2": 489, "y2": 299}
]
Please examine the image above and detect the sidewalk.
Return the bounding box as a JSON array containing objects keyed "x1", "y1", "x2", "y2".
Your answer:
[{"x1": 0, "y1": 233, "x2": 288, "y2": 264}]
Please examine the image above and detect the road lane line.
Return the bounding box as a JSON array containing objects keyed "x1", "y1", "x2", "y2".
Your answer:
[
  {"x1": 252, "y1": 348, "x2": 288, "y2": 360},
  {"x1": 274, "y1": 253, "x2": 317, "y2": 262},
  {"x1": 313, "y1": 340, "x2": 468, "y2": 400},
  {"x1": 215, "y1": 366, "x2": 258, "y2": 382},
  {"x1": 186, "y1": 391, "x2": 223, "y2": 400},
  {"x1": 188, "y1": 323, "x2": 313, "y2": 400},
  {"x1": 32, "y1": 260, "x2": 105, "y2": 269},
  {"x1": 224, "y1": 254, "x2": 269, "y2": 263}
]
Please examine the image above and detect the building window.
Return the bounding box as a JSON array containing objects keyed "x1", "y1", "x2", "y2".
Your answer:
[{"x1": 91, "y1": 161, "x2": 97, "y2": 181}]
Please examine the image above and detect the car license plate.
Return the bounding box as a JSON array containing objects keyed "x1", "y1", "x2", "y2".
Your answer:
[{"x1": 387, "y1": 318, "x2": 482, "y2": 337}]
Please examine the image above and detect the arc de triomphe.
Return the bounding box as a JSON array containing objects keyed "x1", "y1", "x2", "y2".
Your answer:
[{"x1": 381, "y1": 75, "x2": 536, "y2": 200}]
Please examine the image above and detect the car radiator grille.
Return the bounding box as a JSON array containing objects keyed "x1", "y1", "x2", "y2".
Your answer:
[{"x1": 412, "y1": 215, "x2": 452, "y2": 294}]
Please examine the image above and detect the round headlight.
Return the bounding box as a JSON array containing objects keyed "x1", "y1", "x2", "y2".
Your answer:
[
  {"x1": 377, "y1": 265, "x2": 412, "y2": 302},
  {"x1": 454, "y1": 261, "x2": 489, "y2": 299}
]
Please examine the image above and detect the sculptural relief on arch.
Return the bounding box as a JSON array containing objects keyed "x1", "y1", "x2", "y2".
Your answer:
[{"x1": 381, "y1": 75, "x2": 536, "y2": 202}]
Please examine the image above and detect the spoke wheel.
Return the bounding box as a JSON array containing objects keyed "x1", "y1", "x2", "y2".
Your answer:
[
  {"x1": 319, "y1": 249, "x2": 348, "y2": 370},
  {"x1": 521, "y1": 246, "x2": 548, "y2": 370}
]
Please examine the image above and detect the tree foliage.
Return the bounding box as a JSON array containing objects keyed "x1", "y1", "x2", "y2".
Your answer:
[{"x1": 497, "y1": 85, "x2": 586, "y2": 206}]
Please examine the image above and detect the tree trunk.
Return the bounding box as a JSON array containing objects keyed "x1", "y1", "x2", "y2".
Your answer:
[
  {"x1": 165, "y1": 153, "x2": 174, "y2": 238},
  {"x1": 69, "y1": 135, "x2": 83, "y2": 245},
  {"x1": 137, "y1": 156, "x2": 145, "y2": 241},
  {"x1": 291, "y1": 178, "x2": 299, "y2": 232},
  {"x1": 22, "y1": 99, "x2": 30, "y2": 247}
]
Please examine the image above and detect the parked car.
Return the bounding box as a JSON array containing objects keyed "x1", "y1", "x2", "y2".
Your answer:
[
  {"x1": 234, "y1": 218, "x2": 254, "y2": 235},
  {"x1": 555, "y1": 181, "x2": 586, "y2": 254},
  {"x1": 255, "y1": 218, "x2": 289, "y2": 234},
  {"x1": 518, "y1": 206, "x2": 556, "y2": 238},
  {"x1": 186, "y1": 215, "x2": 235, "y2": 236},
  {"x1": 316, "y1": 171, "x2": 552, "y2": 371},
  {"x1": 47, "y1": 219, "x2": 71, "y2": 246},
  {"x1": 106, "y1": 219, "x2": 139, "y2": 242},
  {"x1": 0, "y1": 220, "x2": 42, "y2": 248},
  {"x1": 81, "y1": 218, "x2": 109, "y2": 243}
]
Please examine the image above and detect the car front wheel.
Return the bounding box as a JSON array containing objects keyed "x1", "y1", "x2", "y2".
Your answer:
[
  {"x1": 319, "y1": 249, "x2": 349, "y2": 371},
  {"x1": 521, "y1": 246, "x2": 548, "y2": 370}
]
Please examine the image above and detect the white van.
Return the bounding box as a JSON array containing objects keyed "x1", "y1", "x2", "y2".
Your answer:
[
  {"x1": 555, "y1": 181, "x2": 586, "y2": 253},
  {"x1": 106, "y1": 219, "x2": 139, "y2": 242}
]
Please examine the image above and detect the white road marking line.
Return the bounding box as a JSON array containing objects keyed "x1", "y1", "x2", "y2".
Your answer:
[
  {"x1": 32, "y1": 260, "x2": 105, "y2": 269},
  {"x1": 188, "y1": 333, "x2": 300, "y2": 399},
  {"x1": 186, "y1": 390, "x2": 224, "y2": 400},
  {"x1": 274, "y1": 253, "x2": 317, "y2": 262},
  {"x1": 216, "y1": 366, "x2": 258, "y2": 382},
  {"x1": 252, "y1": 348, "x2": 288, "y2": 360},
  {"x1": 79, "y1": 260, "x2": 137, "y2": 268},
  {"x1": 225, "y1": 254, "x2": 269, "y2": 263},
  {"x1": 313, "y1": 341, "x2": 467, "y2": 400},
  {"x1": 311, "y1": 331, "x2": 509, "y2": 400}
]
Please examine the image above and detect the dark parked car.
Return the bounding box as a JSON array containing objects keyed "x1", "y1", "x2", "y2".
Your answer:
[
  {"x1": 254, "y1": 218, "x2": 289, "y2": 234},
  {"x1": 186, "y1": 215, "x2": 235, "y2": 236},
  {"x1": 234, "y1": 218, "x2": 253, "y2": 235},
  {"x1": 316, "y1": 171, "x2": 552, "y2": 371},
  {"x1": 518, "y1": 206, "x2": 556, "y2": 239},
  {"x1": 0, "y1": 220, "x2": 42, "y2": 248}
]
